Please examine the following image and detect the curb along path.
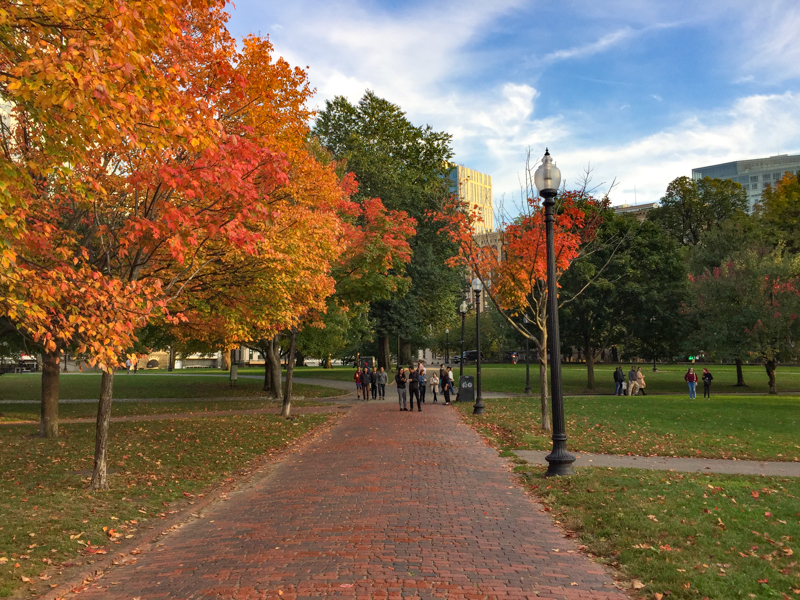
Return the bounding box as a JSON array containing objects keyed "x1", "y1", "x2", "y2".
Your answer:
[{"x1": 78, "y1": 402, "x2": 624, "y2": 600}]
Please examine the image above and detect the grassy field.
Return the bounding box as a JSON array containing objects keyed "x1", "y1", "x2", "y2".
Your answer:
[
  {"x1": 0, "y1": 398, "x2": 333, "y2": 423},
  {"x1": 0, "y1": 412, "x2": 334, "y2": 597},
  {"x1": 279, "y1": 363, "x2": 800, "y2": 395},
  {"x1": 518, "y1": 466, "x2": 800, "y2": 600},
  {"x1": 456, "y1": 395, "x2": 800, "y2": 460},
  {"x1": 0, "y1": 373, "x2": 344, "y2": 401}
]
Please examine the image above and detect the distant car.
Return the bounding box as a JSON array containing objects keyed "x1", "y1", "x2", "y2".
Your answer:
[{"x1": 455, "y1": 350, "x2": 483, "y2": 363}]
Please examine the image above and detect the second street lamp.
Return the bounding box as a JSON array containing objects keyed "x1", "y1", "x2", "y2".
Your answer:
[
  {"x1": 445, "y1": 328, "x2": 450, "y2": 364},
  {"x1": 458, "y1": 300, "x2": 468, "y2": 400},
  {"x1": 534, "y1": 148, "x2": 575, "y2": 477},
  {"x1": 523, "y1": 315, "x2": 531, "y2": 395},
  {"x1": 472, "y1": 277, "x2": 485, "y2": 415}
]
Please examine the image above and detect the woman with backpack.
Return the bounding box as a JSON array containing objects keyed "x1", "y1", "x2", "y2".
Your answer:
[{"x1": 702, "y1": 368, "x2": 713, "y2": 398}]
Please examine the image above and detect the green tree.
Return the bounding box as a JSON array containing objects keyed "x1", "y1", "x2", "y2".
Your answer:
[
  {"x1": 648, "y1": 176, "x2": 748, "y2": 246},
  {"x1": 755, "y1": 172, "x2": 800, "y2": 253},
  {"x1": 313, "y1": 91, "x2": 463, "y2": 368}
]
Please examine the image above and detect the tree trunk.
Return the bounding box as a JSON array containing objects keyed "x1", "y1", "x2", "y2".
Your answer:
[
  {"x1": 168, "y1": 346, "x2": 175, "y2": 371},
  {"x1": 295, "y1": 351, "x2": 305, "y2": 368},
  {"x1": 539, "y1": 357, "x2": 551, "y2": 432},
  {"x1": 282, "y1": 329, "x2": 298, "y2": 417},
  {"x1": 325, "y1": 354, "x2": 332, "y2": 369},
  {"x1": 221, "y1": 349, "x2": 231, "y2": 370},
  {"x1": 269, "y1": 336, "x2": 283, "y2": 401},
  {"x1": 377, "y1": 335, "x2": 391, "y2": 370},
  {"x1": 40, "y1": 350, "x2": 61, "y2": 438},
  {"x1": 735, "y1": 358, "x2": 746, "y2": 387},
  {"x1": 765, "y1": 359, "x2": 777, "y2": 395},
  {"x1": 585, "y1": 337, "x2": 595, "y2": 391},
  {"x1": 263, "y1": 347, "x2": 271, "y2": 392},
  {"x1": 90, "y1": 369, "x2": 114, "y2": 490},
  {"x1": 399, "y1": 338, "x2": 413, "y2": 367}
]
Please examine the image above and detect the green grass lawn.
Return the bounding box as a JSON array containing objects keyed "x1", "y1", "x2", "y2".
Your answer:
[
  {"x1": 519, "y1": 466, "x2": 800, "y2": 600},
  {"x1": 0, "y1": 397, "x2": 332, "y2": 423},
  {"x1": 282, "y1": 363, "x2": 800, "y2": 395},
  {"x1": 0, "y1": 412, "x2": 334, "y2": 597},
  {"x1": 457, "y1": 395, "x2": 800, "y2": 461},
  {"x1": 0, "y1": 373, "x2": 344, "y2": 401}
]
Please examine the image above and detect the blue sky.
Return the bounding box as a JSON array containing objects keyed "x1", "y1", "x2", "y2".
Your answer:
[{"x1": 225, "y1": 0, "x2": 800, "y2": 208}]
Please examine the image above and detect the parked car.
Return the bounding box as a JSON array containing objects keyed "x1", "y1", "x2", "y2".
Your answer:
[{"x1": 454, "y1": 350, "x2": 483, "y2": 363}]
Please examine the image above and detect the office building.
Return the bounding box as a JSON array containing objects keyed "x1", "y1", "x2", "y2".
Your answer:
[
  {"x1": 692, "y1": 153, "x2": 800, "y2": 211},
  {"x1": 450, "y1": 165, "x2": 494, "y2": 234}
]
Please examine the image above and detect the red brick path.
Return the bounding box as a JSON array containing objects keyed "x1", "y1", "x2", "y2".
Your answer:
[{"x1": 79, "y1": 403, "x2": 624, "y2": 600}]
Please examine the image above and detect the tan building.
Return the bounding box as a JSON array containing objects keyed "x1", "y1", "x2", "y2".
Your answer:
[
  {"x1": 450, "y1": 164, "x2": 494, "y2": 234},
  {"x1": 613, "y1": 202, "x2": 657, "y2": 222}
]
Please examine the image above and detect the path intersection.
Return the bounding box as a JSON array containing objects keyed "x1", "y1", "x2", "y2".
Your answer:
[{"x1": 78, "y1": 401, "x2": 624, "y2": 600}]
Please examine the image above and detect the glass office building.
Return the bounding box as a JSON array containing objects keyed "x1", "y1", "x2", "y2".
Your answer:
[{"x1": 692, "y1": 154, "x2": 800, "y2": 211}]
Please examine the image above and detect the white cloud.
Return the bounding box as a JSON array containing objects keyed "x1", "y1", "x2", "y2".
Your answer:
[{"x1": 541, "y1": 28, "x2": 636, "y2": 63}]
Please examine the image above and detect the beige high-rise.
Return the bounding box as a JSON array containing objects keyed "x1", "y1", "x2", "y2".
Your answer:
[{"x1": 450, "y1": 165, "x2": 494, "y2": 234}]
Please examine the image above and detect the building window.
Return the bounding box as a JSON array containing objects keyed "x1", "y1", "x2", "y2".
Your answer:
[
  {"x1": 763, "y1": 174, "x2": 771, "y2": 180},
  {"x1": 752, "y1": 183, "x2": 758, "y2": 190},
  {"x1": 774, "y1": 173, "x2": 781, "y2": 180},
  {"x1": 750, "y1": 176, "x2": 758, "y2": 182}
]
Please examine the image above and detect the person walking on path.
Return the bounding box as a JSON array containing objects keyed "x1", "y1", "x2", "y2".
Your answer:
[
  {"x1": 442, "y1": 375, "x2": 453, "y2": 405},
  {"x1": 377, "y1": 367, "x2": 388, "y2": 400},
  {"x1": 636, "y1": 367, "x2": 646, "y2": 395},
  {"x1": 370, "y1": 369, "x2": 378, "y2": 400},
  {"x1": 361, "y1": 368, "x2": 371, "y2": 401},
  {"x1": 613, "y1": 366, "x2": 624, "y2": 395},
  {"x1": 409, "y1": 367, "x2": 422, "y2": 412},
  {"x1": 429, "y1": 372, "x2": 439, "y2": 403},
  {"x1": 685, "y1": 367, "x2": 698, "y2": 399},
  {"x1": 702, "y1": 368, "x2": 713, "y2": 398},
  {"x1": 627, "y1": 365, "x2": 639, "y2": 396},
  {"x1": 354, "y1": 367, "x2": 363, "y2": 397},
  {"x1": 439, "y1": 364, "x2": 446, "y2": 394},
  {"x1": 418, "y1": 367, "x2": 427, "y2": 404},
  {"x1": 395, "y1": 367, "x2": 408, "y2": 410}
]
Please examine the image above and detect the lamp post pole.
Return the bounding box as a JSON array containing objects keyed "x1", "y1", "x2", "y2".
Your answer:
[
  {"x1": 535, "y1": 149, "x2": 575, "y2": 477},
  {"x1": 472, "y1": 278, "x2": 484, "y2": 415},
  {"x1": 456, "y1": 300, "x2": 468, "y2": 402},
  {"x1": 445, "y1": 329, "x2": 450, "y2": 364},
  {"x1": 523, "y1": 316, "x2": 531, "y2": 395}
]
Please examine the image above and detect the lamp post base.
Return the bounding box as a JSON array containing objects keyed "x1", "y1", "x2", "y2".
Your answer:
[
  {"x1": 473, "y1": 399, "x2": 485, "y2": 415},
  {"x1": 524, "y1": 387, "x2": 531, "y2": 395},
  {"x1": 545, "y1": 435, "x2": 576, "y2": 477}
]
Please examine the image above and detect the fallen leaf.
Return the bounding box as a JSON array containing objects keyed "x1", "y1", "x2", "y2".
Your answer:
[
  {"x1": 631, "y1": 580, "x2": 645, "y2": 589},
  {"x1": 654, "y1": 594, "x2": 663, "y2": 600},
  {"x1": 21, "y1": 576, "x2": 32, "y2": 583}
]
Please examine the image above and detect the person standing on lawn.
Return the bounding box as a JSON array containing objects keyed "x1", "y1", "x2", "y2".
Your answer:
[
  {"x1": 628, "y1": 365, "x2": 639, "y2": 396},
  {"x1": 429, "y1": 372, "x2": 439, "y2": 403},
  {"x1": 395, "y1": 367, "x2": 408, "y2": 410},
  {"x1": 636, "y1": 367, "x2": 646, "y2": 395},
  {"x1": 702, "y1": 368, "x2": 713, "y2": 398},
  {"x1": 377, "y1": 367, "x2": 388, "y2": 400},
  {"x1": 685, "y1": 367, "x2": 698, "y2": 399},
  {"x1": 613, "y1": 366, "x2": 624, "y2": 395}
]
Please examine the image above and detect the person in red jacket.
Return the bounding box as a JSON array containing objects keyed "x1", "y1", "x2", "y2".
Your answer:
[{"x1": 684, "y1": 367, "x2": 698, "y2": 399}]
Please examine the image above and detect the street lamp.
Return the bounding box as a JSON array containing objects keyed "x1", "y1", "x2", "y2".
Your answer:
[
  {"x1": 458, "y1": 300, "x2": 468, "y2": 400},
  {"x1": 471, "y1": 277, "x2": 485, "y2": 415},
  {"x1": 523, "y1": 316, "x2": 531, "y2": 395},
  {"x1": 445, "y1": 328, "x2": 450, "y2": 364},
  {"x1": 534, "y1": 149, "x2": 575, "y2": 477}
]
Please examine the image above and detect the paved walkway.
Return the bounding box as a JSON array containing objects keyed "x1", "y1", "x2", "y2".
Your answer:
[
  {"x1": 515, "y1": 450, "x2": 800, "y2": 477},
  {"x1": 78, "y1": 402, "x2": 623, "y2": 600}
]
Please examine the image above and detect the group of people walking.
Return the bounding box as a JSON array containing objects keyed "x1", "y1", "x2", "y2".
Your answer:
[
  {"x1": 354, "y1": 361, "x2": 457, "y2": 411},
  {"x1": 613, "y1": 366, "x2": 647, "y2": 396},
  {"x1": 353, "y1": 365, "x2": 388, "y2": 400}
]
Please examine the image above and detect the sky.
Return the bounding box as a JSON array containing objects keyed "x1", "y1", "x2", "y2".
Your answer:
[{"x1": 224, "y1": 0, "x2": 800, "y2": 208}]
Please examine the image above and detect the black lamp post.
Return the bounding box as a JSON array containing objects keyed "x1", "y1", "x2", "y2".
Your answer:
[
  {"x1": 534, "y1": 149, "x2": 575, "y2": 477},
  {"x1": 472, "y1": 277, "x2": 485, "y2": 415},
  {"x1": 445, "y1": 328, "x2": 450, "y2": 364},
  {"x1": 456, "y1": 300, "x2": 468, "y2": 402},
  {"x1": 523, "y1": 316, "x2": 531, "y2": 395}
]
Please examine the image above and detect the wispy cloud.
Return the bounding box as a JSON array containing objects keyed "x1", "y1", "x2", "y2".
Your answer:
[{"x1": 541, "y1": 28, "x2": 636, "y2": 63}]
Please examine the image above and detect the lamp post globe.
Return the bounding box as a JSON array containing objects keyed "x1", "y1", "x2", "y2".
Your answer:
[
  {"x1": 471, "y1": 278, "x2": 484, "y2": 415},
  {"x1": 534, "y1": 149, "x2": 575, "y2": 477}
]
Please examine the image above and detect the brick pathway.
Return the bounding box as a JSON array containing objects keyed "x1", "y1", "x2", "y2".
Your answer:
[{"x1": 78, "y1": 403, "x2": 624, "y2": 600}]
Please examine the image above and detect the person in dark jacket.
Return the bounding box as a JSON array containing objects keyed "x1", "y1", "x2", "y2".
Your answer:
[
  {"x1": 613, "y1": 366, "x2": 624, "y2": 396},
  {"x1": 442, "y1": 376, "x2": 453, "y2": 405},
  {"x1": 395, "y1": 368, "x2": 408, "y2": 410},
  {"x1": 409, "y1": 367, "x2": 422, "y2": 411},
  {"x1": 418, "y1": 367, "x2": 427, "y2": 404},
  {"x1": 361, "y1": 368, "x2": 370, "y2": 401},
  {"x1": 369, "y1": 369, "x2": 378, "y2": 400},
  {"x1": 702, "y1": 368, "x2": 713, "y2": 398}
]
